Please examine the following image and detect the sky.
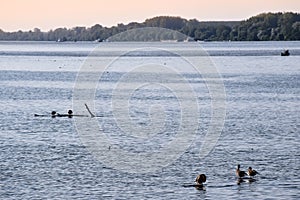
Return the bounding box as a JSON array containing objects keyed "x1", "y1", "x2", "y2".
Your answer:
[{"x1": 1, "y1": 0, "x2": 299, "y2": 32}]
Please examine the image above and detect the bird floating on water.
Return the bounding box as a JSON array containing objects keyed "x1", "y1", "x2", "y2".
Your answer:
[
  {"x1": 195, "y1": 174, "x2": 206, "y2": 185},
  {"x1": 182, "y1": 173, "x2": 207, "y2": 189},
  {"x1": 236, "y1": 164, "x2": 248, "y2": 178},
  {"x1": 247, "y1": 167, "x2": 259, "y2": 177},
  {"x1": 194, "y1": 174, "x2": 207, "y2": 190}
]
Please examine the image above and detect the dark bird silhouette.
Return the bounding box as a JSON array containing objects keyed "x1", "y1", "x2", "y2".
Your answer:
[
  {"x1": 236, "y1": 164, "x2": 247, "y2": 178},
  {"x1": 195, "y1": 174, "x2": 206, "y2": 185},
  {"x1": 281, "y1": 49, "x2": 290, "y2": 56},
  {"x1": 248, "y1": 167, "x2": 259, "y2": 177}
]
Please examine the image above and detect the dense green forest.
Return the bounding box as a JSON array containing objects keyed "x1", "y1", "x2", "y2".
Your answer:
[{"x1": 0, "y1": 12, "x2": 299, "y2": 41}]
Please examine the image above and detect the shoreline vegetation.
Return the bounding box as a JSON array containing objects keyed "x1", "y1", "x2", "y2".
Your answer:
[{"x1": 0, "y1": 12, "x2": 299, "y2": 42}]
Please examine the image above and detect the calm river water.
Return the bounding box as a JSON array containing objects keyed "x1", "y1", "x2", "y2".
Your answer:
[{"x1": 0, "y1": 41, "x2": 299, "y2": 199}]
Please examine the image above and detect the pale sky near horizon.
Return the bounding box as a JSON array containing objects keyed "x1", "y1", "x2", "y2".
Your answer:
[{"x1": 1, "y1": 0, "x2": 299, "y2": 32}]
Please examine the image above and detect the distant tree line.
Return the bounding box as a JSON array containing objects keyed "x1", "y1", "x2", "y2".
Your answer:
[{"x1": 0, "y1": 12, "x2": 299, "y2": 41}]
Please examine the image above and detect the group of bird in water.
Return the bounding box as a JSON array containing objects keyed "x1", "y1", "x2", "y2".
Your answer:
[
  {"x1": 194, "y1": 164, "x2": 259, "y2": 189},
  {"x1": 236, "y1": 164, "x2": 259, "y2": 178}
]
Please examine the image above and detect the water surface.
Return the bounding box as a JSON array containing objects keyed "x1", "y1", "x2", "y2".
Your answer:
[{"x1": 0, "y1": 41, "x2": 299, "y2": 199}]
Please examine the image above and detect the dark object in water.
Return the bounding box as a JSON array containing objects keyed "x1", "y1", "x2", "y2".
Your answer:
[
  {"x1": 34, "y1": 114, "x2": 47, "y2": 117},
  {"x1": 182, "y1": 173, "x2": 207, "y2": 190},
  {"x1": 84, "y1": 103, "x2": 104, "y2": 117},
  {"x1": 34, "y1": 110, "x2": 88, "y2": 118},
  {"x1": 85, "y1": 103, "x2": 96, "y2": 117},
  {"x1": 247, "y1": 167, "x2": 259, "y2": 177},
  {"x1": 34, "y1": 104, "x2": 104, "y2": 118},
  {"x1": 34, "y1": 113, "x2": 88, "y2": 117},
  {"x1": 236, "y1": 164, "x2": 247, "y2": 178},
  {"x1": 281, "y1": 50, "x2": 290, "y2": 56},
  {"x1": 57, "y1": 110, "x2": 74, "y2": 118},
  {"x1": 195, "y1": 174, "x2": 206, "y2": 184}
]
